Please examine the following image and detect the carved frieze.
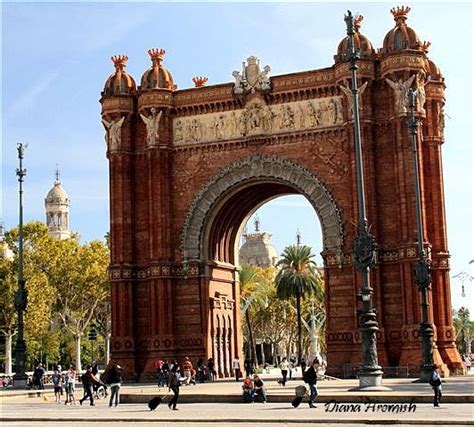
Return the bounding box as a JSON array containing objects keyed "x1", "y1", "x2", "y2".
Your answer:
[{"x1": 173, "y1": 96, "x2": 344, "y2": 145}]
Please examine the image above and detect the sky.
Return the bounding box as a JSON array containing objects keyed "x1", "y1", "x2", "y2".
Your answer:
[{"x1": 1, "y1": 1, "x2": 473, "y2": 313}]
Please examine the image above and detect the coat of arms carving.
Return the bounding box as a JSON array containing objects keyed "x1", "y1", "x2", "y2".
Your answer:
[{"x1": 232, "y1": 56, "x2": 271, "y2": 94}]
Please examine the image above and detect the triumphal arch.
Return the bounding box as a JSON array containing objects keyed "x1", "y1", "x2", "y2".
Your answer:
[{"x1": 101, "y1": 7, "x2": 462, "y2": 379}]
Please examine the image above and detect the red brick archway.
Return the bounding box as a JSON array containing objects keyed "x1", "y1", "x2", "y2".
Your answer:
[{"x1": 102, "y1": 29, "x2": 462, "y2": 379}]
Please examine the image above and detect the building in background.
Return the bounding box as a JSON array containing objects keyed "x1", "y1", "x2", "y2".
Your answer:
[
  {"x1": 239, "y1": 217, "x2": 278, "y2": 267},
  {"x1": 45, "y1": 169, "x2": 70, "y2": 240}
]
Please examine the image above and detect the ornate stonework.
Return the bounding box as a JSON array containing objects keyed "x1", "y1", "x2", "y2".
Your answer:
[
  {"x1": 181, "y1": 155, "x2": 344, "y2": 261},
  {"x1": 173, "y1": 96, "x2": 344, "y2": 145}
]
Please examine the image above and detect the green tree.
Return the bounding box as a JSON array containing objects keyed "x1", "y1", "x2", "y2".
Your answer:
[
  {"x1": 2, "y1": 222, "x2": 56, "y2": 370},
  {"x1": 275, "y1": 245, "x2": 322, "y2": 363},
  {"x1": 454, "y1": 307, "x2": 473, "y2": 355},
  {"x1": 46, "y1": 239, "x2": 109, "y2": 372},
  {"x1": 0, "y1": 256, "x2": 17, "y2": 375}
]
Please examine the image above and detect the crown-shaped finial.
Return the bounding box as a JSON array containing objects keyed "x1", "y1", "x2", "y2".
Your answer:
[
  {"x1": 420, "y1": 41, "x2": 431, "y2": 53},
  {"x1": 390, "y1": 6, "x2": 411, "y2": 25},
  {"x1": 111, "y1": 55, "x2": 128, "y2": 70},
  {"x1": 354, "y1": 15, "x2": 364, "y2": 31},
  {"x1": 192, "y1": 76, "x2": 208, "y2": 87},
  {"x1": 148, "y1": 48, "x2": 166, "y2": 63}
]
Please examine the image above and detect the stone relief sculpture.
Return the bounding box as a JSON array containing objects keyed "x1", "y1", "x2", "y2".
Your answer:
[
  {"x1": 188, "y1": 118, "x2": 202, "y2": 142},
  {"x1": 140, "y1": 107, "x2": 163, "y2": 145},
  {"x1": 385, "y1": 74, "x2": 416, "y2": 114},
  {"x1": 172, "y1": 96, "x2": 344, "y2": 145},
  {"x1": 102, "y1": 116, "x2": 125, "y2": 151},
  {"x1": 233, "y1": 56, "x2": 272, "y2": 94},
  {"x1": 414, "y1": 72, "x2": 430, "y2": 114},
  {"x1": 338, "y1": 81, "x2": 368, "y2": 119}
]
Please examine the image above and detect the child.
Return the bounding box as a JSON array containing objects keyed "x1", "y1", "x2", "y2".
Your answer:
[{"x1": 52, "y1": 368, "x2": 62, "y2": 403}]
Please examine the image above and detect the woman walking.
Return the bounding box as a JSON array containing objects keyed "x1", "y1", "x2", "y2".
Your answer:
[
  {"x1": 108, "y1": 365, "x2": 123, "y2": 408},
  {"x1": 167, "y1": 365, "x2": 181, "y2": 410}
]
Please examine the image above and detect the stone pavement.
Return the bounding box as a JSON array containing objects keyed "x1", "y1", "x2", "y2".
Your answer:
[{"x1": 1, "y1": 374, "x2": 473, "y2": 426}]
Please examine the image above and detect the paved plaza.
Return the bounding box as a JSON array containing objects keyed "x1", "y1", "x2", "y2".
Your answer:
[{"x1": 1, "y1": 373, "x2": 473, "y2": 426}]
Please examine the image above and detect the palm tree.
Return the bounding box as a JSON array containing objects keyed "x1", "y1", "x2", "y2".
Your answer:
[
  {"x1": 454, "y1": 307, "x2": 473, "y2": 355},
  {"x1": 275, "y1": 245, "x2": 323, "y2": 363},
  {"x1": 239, "y1": 264, "x2": 260, "y2": 365}
]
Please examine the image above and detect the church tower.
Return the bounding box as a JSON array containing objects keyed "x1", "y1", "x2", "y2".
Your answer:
[{"x1": 45, "y1": 168, "x2": 70, "y2": 240}]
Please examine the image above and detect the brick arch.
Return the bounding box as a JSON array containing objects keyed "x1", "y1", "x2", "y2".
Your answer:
[{"x1": 181, "y1": 154, "x2": 344, "y2": 262}]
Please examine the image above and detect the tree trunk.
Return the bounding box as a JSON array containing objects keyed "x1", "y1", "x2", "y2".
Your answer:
[
  {"x1": 245, "y1": 309, "x2": 258, "y2": 366},
  {"x1": 5, "y1": 332, "x2": 13, "y2": 375},
  {"x1": 105, "y1": 332, "x2": 111, "y2": 364},
  {"x1": 296, "y1": 294, "x2": 302, "y2": 364},
  {"x1": 75, "y1": 335, "x2": 82, "y2": 372}
]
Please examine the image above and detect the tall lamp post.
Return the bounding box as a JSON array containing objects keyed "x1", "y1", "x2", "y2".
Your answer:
[
  {"x1": 13, "y1": 143, "x2": 28, "y2": 388},
  {"x1": 407, "y1": 89, "x2": 434, "y2": 382},
  {"x1": 345, "y1": 11, "x2": 386, "y2": 390}
]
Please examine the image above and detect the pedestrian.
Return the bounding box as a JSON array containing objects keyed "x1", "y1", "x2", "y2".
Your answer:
[
  {"x1": 288, "y1": 358, "x2": 294, "y2": 380},
  {"x1": 167, "y1": 365, "x2": 181, "y2": 410},
  {"x1": 244, "y1": 358, "x2": 253, "y2": 377},
  {"x1": 299, "y1": 357, "x2": 306, "y2": 379},
  {"x1": 155, "y1": 358, "x2": 165, "y2": 386},
  {"x1": 279, "y1": 357, "x2": 289, "y2": 386},
  {"x1": 429, "y1": 364, "x2": 443, "y2": 407},
  {"x1": 303, "y1": 359, "x2": 319, "y2": 408},
  {"x1": 253, "y1": 374, "x2": 267, "y2": 403},
  {"x1": 182, "y1": 357, "x2": 194, "y2": 385},
  {"x1": 207, "y1": 358, "x2": 216, "y2": 381},
  {"x1": 52, "y1": 368, "x2": 63, "y2": 403},
  {"x1": 108, "y1": 364, "x2": 123, "y2": 408},
  {"x1": 233, "y1": 356, "x2": 241, "y2": 382},
  {"x1": 79, "y1": 365, "x2": 99, "y2": 406},
  {"x1": 33, "y1": 362, "x2": 45, "y2": 390},
  {"x1": 64, "y1": 365, "x2": 77, "y2": 405}
]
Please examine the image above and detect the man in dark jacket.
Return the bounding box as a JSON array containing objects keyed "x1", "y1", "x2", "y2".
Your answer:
[
  {"x1": 167, "y1": 365, "x2": 181, "y2": 410},
  {"x1": 79, "y1": 366, "x2": 99, "y2": 406},
  {"x1": 303, "y1": 359, "x2": 319, "y2": 408}
]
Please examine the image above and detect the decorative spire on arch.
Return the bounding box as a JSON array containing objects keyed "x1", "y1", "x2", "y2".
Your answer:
[{"x1": 390, "y1": 5, "x2": 411, "y2": 26}]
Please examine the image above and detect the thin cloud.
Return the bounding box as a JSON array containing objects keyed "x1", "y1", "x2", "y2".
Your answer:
[{"x1": 8, "y1": 71, "x2": 59, "y2": 117}]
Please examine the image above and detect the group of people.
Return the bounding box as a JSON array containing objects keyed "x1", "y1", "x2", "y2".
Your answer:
[{"x1": 154, "y1": 357, "x2": 217, "y2": 388}]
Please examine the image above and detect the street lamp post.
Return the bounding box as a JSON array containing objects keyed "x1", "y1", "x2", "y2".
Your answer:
[
  {"x1": 407, "y1": 89, "x2": 434, "y2": 382},
  {"x1": 344, "y1": 11, "x2": 386, "y2": 390},
  {"x1": 13, "y1": 143, "x2": 28, "y2": 388}
]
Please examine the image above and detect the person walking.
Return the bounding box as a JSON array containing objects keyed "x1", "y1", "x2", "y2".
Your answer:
[
  {"x1": 182, "y1": 357, "x2": 193, "y2": 385},
  {"x1": 303, "y1": 359, "x2": 319, "y2": 408},
  {"x1": 167, "y1": 365, "x2": 181, "y2": 410},
  {"x1": 108, "y1": 364, "x2": 123, "y2": 408},
  {"x1": 244, "y1": 358, "x2": 253, "y2": 378},
  {"x1": 299, "y1": 357, "x2": 306, "y2": 380},
  {"x1": 79, "y1": 366, "x2": 99, "y2": 406},
  {"x1": 233, "y1": 356, "x2": 241, "y2": 382},
  {"x1": 430, "y1": 364, "x2": 443, "y2": 407},
  {"x1": 279, "y1": 357, "x2": 289, "y2": 386}
]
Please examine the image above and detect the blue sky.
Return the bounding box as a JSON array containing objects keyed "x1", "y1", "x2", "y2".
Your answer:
[{"x1": 1, "y1": 1, "x2": 473, "y2": 312}]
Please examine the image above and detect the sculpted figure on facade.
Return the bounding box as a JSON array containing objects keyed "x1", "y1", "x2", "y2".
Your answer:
[
  {"x1": 241, "y1": 98, "x2": 272, "y2": 135},
  {"x1": 213, "y1": 114, "x2": 227, "y2": 139},
  {"x1": 140, "y1": 107, "x2": 163, "y2": 145},
  {"x1": 174, "y1": 119, "x2": 184, "y2": 143},
  {"x1": 102, "y1": 116, "x2": 125, "y2": 151},
  {"x1": 414, "y1": 72, "x2": 430, "y2": 114},
  {"x1": 232, "y1": 56, "x2": 271, "y2": 94},
  {"x1": 307, "y1": 101, "x2": 321, "y2": 127},
  {"x1": 280, "y1": 105, "x2": 295, "y2": 129},
  {"x1": 385, "y1": 74, "x2": 416, "y2": 115},
  {"x1": 338, "y1": 81, "x2": 368, "y2": 119},
  {"x1": 188, "y1": 118, "x2": 203, "y2": 142}
]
